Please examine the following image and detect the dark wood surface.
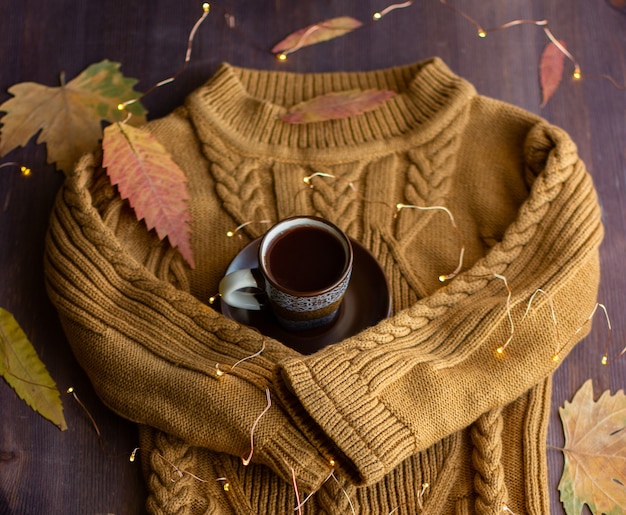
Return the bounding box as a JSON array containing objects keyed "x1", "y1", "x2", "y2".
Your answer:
[{"x1": 1, "y1": 1, "x2": 624, "y2": 513}]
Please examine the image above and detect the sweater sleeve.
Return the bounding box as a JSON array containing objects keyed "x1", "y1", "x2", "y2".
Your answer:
[
  {"x1": 273, "y1": 123, "x2": 604, "y2": 486},
  {"x1": 44, "y1": 153, "x2": 336, "y2": 493}
]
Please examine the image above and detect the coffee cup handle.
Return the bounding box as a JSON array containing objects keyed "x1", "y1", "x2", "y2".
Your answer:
[{"x1": 218, "y1": 269, "x2": 264, "y2": 311}]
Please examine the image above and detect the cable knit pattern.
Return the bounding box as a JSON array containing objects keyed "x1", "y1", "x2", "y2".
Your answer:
[
  {"x1": 45, "y1": 58, "x2": 603, "y2": 514},
  {"x1": 471, "y1": 409, "x2": 509, "y2": 514}
]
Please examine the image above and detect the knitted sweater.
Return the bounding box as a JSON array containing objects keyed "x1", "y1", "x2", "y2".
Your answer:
[{"x1": 45, "y1": 58, "x2": 603, "y2": 514}]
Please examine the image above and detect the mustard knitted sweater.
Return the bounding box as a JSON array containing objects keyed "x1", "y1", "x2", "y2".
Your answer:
[{"x1": 45, "y1": 58, "x2": 603, "y2": 514}]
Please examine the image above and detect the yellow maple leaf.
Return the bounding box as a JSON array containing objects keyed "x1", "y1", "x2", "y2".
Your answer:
[
  {"x1": 0, "y1": 307, "x2": 67, "y2": 431},
  {"x1": 558, "y1": 379, "x2": 626, "y2": 514},
  {"x1": 0, "y1": 60, "x2": 146, "y2": 173}
]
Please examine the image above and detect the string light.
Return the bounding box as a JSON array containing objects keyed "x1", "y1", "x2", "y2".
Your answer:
[
  {"x1": 215, "y1": 363, "x2": 226, "y2": 377},
  {"x1": 299, "y1": 173, "x2": 465, "y2": 283},
  {"x1": 154, "y1": 451, "x2": 208, "y2": 483},
  {"x1": 274, "y1": 24, "x2": 323, "y2": 59},
  {"x1": 522, "y1": 288, "x2": 560, "y2": 361},
  {"x1": 119, "y1": 3, "x2": 211, "y2": 111},
  {"x1": 493, "y1": 274, "x2": 514, "y2": 357},
  {"x1": 0, "y1": 162, "x2": 32, "y2": 176},
  {"x1": 215, "y1": 341, "x2": 267, "y2": 378},
  {"x1": 216, "y1": 477, "x2": 231, "y2": 491},
  {"x1": 542, "y1": 26, "x2": 582, "y2": 80},
  {"x1": 395, "y1": 203, "x2": 465, "y2": 281},
  {"x1": 372, "y1": 1, "x2": 414, "y2": 21},
  {"x1": 291, "y1": 467, "x2": 303, "y2": 515},
  {"x1": 438, "y1": 1, "x2": 617, "y2": 91},
  {"x1": 303, "y1": 172, "x2": 336, "y2": 187},
  {"x1": 241, "y1": 387, "x2": 272, "y2": 466},
  {"x1": 330, "y1": 471, "x2": 356, "y2": 515},
  {"x1": 226, "y1": 220, "x2": 271, "y2": 238},
  {"x1": 575, "y1": 302, "x2": 614, "y2": 365},
  {"x1": 129, "y1": 447, "x2": 140, "y2": 462},
  {"x1": 66, "y1": 386, "x2": 105, "y2": 453}
]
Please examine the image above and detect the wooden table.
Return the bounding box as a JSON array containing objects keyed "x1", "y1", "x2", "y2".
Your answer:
[{"x1": 1, "y1": 1, "x2": 624, "y2": 513}]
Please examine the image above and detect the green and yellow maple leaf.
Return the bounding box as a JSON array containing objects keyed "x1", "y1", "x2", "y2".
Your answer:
[
  {"x1": 102, "y1": 122, "x2": 194, "y2": 268},
  {"x1": 0, "y1": 307, "x2": 67, "y2": 431},
  {"x1": 0, "y1": 59, "x2": 146, "y2": 173},
  {"x1": 558, "y1": 379, "x2": 626, "y2": 515}
]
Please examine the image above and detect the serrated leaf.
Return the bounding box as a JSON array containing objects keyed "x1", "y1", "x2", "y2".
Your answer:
[
  {"x1": 280, "y1": 89, "x2": 397, "y2": 124},
  {"x1": 558, "y1": 379, "x2": 626, "y2": 515},
  {"x1": 272, "y1": 16, "x2": 363, "y2": 55},
  {"x1": 102, "y1": 122, "x2": 194, "y2": 268},
  {"x1": 0, "y1": 60, "x2": 146, "y2": 173},
  {"x1": 539, "y1": 40, "x2": 566, "y2": 107},
  {"x1": 0, "y1": 307, "x2": 67, "y2": 431}
]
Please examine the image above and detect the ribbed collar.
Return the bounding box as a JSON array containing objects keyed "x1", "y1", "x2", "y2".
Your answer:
[{"x1": 186, "y1": 58, "x2": 476, "y2": 162}]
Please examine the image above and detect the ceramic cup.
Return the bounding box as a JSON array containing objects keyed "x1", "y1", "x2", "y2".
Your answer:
[{"x1": 219, "y1": 216, "x2": 353, "y2": 331}]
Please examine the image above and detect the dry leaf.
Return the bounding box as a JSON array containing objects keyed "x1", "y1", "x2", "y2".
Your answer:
[
  {"x1": 558, "y1": 379, "x2": 626, "y2": 514},
  {"x1": 540, "y1": 40, "x2": 566, "y2": 107},
  {"x1": 0, "y1": 60, "x2": 146, "y2": 173},
  {"x1": 272, "y1": 16, "x2": 363, "y2": 55},
  {"x1": 102, "y1": 122, "x2": 194, "y2": 268},
  {"x1": 0, "y1": 307, "x2": 67, "y2": 431},
  {"x1": 608, "y1": 0, "x2": 626, "y2": 10},
  {"x1": 281, "y1": 89, "x2": 397, "y2": 124}
]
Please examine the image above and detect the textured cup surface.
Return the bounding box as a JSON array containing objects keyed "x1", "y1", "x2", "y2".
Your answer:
[{"x1": 259, "y1": 217, "x2": 353, "y2": 330}]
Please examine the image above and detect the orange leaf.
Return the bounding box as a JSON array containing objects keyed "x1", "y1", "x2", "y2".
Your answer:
[
  {"x1": 280, "y1": 89, "x2": 397, "y2": 124},
  {"x1": 272, "y1": 16, "x2": 363, "y2": 55},
  {"x1": 102, "y1": 123, "x2": 194, "y2": 268},
  {"x1": 558, "y1": 380, "x2": 626, "y2": 514},
  {"x1": 539, "y1": 40, "x2": 566, "y2": 107}
]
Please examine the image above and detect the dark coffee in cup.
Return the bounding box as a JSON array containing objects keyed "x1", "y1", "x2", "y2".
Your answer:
[{"x1": 266, "y1": 226, "x2": 346, "y2": 293}]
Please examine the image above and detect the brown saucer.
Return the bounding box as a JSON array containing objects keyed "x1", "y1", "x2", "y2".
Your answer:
[{"x1": 220, "y1": 237, "x2": 391, "y2": 355}]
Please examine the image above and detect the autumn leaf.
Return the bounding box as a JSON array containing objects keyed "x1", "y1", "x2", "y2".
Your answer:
[
  {"x1": 280, "y1": 89, "x2": 397, "y2": 124},
  {"x1": 272, "y1": 16, "x2": 363, "y2": 56},
  {"x1": 0, "y1": 60, "x2": 146, "y2": 173},
  {"x1": 102, "y1": 122, "x2": 194, "y2": 268},
  {"x1": 558, "y1": 379, "x2": 626, "y2": 514},
  {"x1": 539, "y1": 40, "x2": 566, "y2": 107},
  {"x1": 0, "y1": 307, "x2": 67, "y2": 431}
]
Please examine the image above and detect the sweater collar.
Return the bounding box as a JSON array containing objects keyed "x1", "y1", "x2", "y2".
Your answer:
[{"x1": 186, "y1": 58, "x2": 476, "y2": 162}]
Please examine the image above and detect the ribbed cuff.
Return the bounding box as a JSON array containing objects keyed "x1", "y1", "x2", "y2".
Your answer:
[{"x1": 275, "y1": 357, "x2": 414, "y2": 486}]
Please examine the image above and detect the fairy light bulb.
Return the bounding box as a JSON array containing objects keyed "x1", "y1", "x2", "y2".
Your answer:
[
  {"x1": 277, "y1": 53, "x2": 287, "y2": 62},
  {"x1": 202, "y1": 2, "x2": 210, "y2": 12},
  {"x1": 551, "y1": 353, "x2": 560, "y2": 362},
  {"x1": 117, "y1": 103, "x2": 125, "y2": 111},
  {"x1": 495, "y1": 346, "x2": 505, "y2": 357},
  {"x1": 477, "y1": 29, "x2": 487, "y2": 38},
  {"x1": 129, "y1": 447, "x2": 139, "y2": 462},
  {"x1": 373, "y1": 12, "x2": 382, "y2": 20},
  {"x1": 20, "y1": 166, "x2": 31, "y2": 176},
  {"x1": 601, "y1": 354, "x2": 608, "y2": 365},
  {"x1": 572, "y1": 67, "x2": 582, "y2": 80}
]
